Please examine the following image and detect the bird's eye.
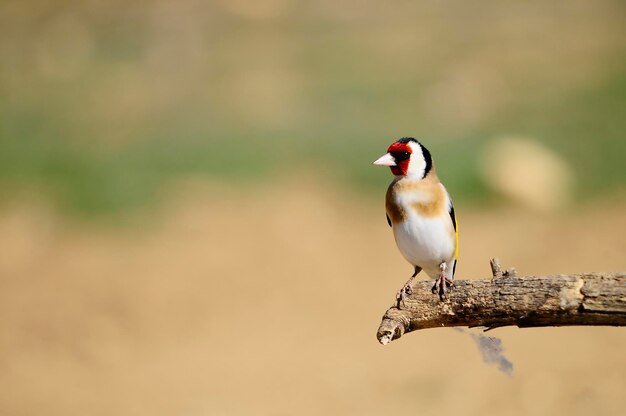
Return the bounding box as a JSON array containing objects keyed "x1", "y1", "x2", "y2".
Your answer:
[{"x1": 393, "y1": 151, "x2": 411, "y2": 161}]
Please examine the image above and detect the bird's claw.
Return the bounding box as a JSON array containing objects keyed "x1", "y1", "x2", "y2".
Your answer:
[
  {"x1": 431, "y1": 276, "x2": 454, "y2": 301},
  {"x1": 404, "y1": 284, "x2": 413, "y2": 296},
  {"x1": 395, "y1": 283, "x2": 413, "y2": 304}
]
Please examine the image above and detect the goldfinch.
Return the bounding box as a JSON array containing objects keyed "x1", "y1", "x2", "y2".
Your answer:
[{"x1": 373, "y1": 137, "x2": 458, "y2": 301}]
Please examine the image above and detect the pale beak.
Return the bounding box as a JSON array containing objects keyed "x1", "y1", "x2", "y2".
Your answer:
[{"x1": 373, "y1": 153, "x2": 396, "y2": 166}]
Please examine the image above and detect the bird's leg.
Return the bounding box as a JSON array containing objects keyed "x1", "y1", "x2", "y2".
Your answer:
[
  {"x1": 431, "y1": 262, "x2": 454, "y2": 300},
  {"x1": 396, "y1": 266, "x2": 421, "y2": 304}
]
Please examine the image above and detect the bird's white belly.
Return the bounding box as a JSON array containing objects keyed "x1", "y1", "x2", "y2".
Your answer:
[{"x1": 393, "y1": 214, "x2": 455, "y2": 278}]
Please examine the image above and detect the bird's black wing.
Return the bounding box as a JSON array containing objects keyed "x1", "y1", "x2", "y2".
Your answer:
[
  {"x1": 449, "y1": 203, "x2": 457, "y2": 232},
  {"x1": 386, "y1": 213, "x2": 392, "y2": 227},
  {"x1": 449, "y1": 200, "x2": 458, "y2": 278}
]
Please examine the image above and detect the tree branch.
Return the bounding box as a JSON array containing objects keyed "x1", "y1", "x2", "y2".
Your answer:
[{"x1": 377, "y1": 259, "x2": 626, "y2": 345}]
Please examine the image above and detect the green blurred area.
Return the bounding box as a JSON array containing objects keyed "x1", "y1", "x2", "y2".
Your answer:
[{"x1": 1, "y1": 0, "x2": 625, "y2": 215}]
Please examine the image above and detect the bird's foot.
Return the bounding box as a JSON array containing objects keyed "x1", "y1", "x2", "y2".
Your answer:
[
  {"x1": 431, "y1": 275, "x2": 454, "y2": 301},
  {"x1": 395, "y1": 268, "x2": 420, "y2": 306},
  {"x1": 396, "y1": 282, "x2": 413, "y2": 303}
]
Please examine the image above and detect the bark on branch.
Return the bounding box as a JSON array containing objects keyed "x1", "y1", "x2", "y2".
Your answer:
[{"x1": 377, "y1": 258, "x2": 626, "y2": 345}]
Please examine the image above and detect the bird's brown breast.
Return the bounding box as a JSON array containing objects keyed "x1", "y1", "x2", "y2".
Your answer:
[
  {"x1": 385, "y1": 175, "x2": 446, "y2": 224},
  {"x1": 386, "y1": 190, "x2": 407, "y2": 223}
]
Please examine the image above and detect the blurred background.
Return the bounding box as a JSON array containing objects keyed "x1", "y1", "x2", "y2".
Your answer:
[{"x1": 0, "y1": 0, "x2": 625, "y2": 414}]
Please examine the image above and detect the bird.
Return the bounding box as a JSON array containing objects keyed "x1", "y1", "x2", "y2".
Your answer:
[{"x1": 373, "y1": 137, "x2": 458, "y2": 301}]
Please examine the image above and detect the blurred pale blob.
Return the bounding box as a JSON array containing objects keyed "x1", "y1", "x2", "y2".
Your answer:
[{"x1": 481, "y1": 137, "x2": 574, "y2": 212}]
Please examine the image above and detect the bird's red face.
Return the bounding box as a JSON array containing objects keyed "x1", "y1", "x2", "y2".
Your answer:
[
  {"x1": 386, "y1": 142, "x2": 412, "y2": 176},
  {"x1": 373, "y1": 141, "x2": 413, "y2": 176},
  {"x1": 374, "y1": 137, "x2": 432, "y2": 179}
]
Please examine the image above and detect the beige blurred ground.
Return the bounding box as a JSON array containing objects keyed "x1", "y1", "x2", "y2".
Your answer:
[{"x1": 0, "y1": 179, "x2": 624, "y2": 416}]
